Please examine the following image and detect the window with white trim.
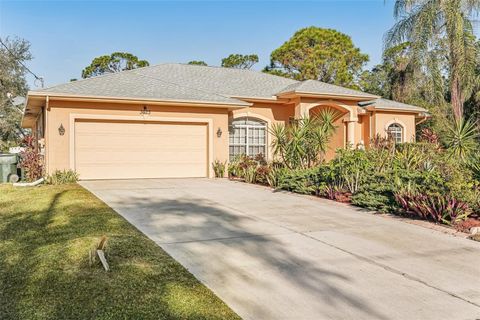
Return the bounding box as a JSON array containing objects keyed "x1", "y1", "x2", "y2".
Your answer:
[
  {"x1": 387, "y1": 123, "x2": 403, "y2": 143},
  {"x1": 229, "y1": 118, "x2": 267, "y2": 160}
]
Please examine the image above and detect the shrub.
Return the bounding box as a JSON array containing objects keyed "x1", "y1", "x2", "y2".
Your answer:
[
  {"x1": 227, "y1": 154, "x2": 269, "y2": 184},
  {"x1": 0, "y1": 140, "x2": 18, "y2": 153},
  {"x1": 255, "y1": 163, "x2": 271, "y2": 185},
  {"x1": 277, "y1": 167, "x2": 321, "y2": 195},
  {"x1": 467, "y1": 153, "x2": 480, "y2": 182},
  {"x1": 419, "y1": 128, "x2": 440, "y2": 146},
  {"x1": 351, "y1": 173, "x2": 396, "y2": 212},
  {"x1": 46, "y1": 169, "x2": 79, "y2": 185},
  {"x1": 244, "y1": 166, "x2": 257, "y2": 183},
  {"x1": 394, "y1": 190, "x2": 471, "y2": 225},
  {"x1": 18, "y1": 135, "x2": 43, "y2": 182},
  {"x1": 212, "y1": 160, "x2": 226, "y2": 178},
  {"x1": 330, "y1": 148, "x2": 373, "y2": 194},
  {"x1": 228, "y1": 155, "x2": 257, "y2": 179}
]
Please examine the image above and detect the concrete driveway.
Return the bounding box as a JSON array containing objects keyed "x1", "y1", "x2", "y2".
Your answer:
[{"x1": 80, "y1": 178, "x2": 480, "y2": 320}]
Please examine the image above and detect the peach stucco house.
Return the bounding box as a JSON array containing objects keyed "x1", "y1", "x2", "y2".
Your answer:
[{"x1": 22, "y1": 63, "x2": 428, "y2": 180}]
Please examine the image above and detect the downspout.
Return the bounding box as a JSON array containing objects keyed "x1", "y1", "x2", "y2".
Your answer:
[
  {"x1": 416, "y1": 112, "x2": 429, "y2": 125},
  {"x1": 44, "y1": 96, "x2": 49, "y2": 175}
]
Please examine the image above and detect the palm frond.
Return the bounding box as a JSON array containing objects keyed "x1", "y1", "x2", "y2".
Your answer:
[{"x1": 445, "y1": 117, "x2": 479, "y2": 160}]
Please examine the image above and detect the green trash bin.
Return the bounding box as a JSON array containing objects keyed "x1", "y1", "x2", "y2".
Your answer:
[{"x1": 0, "y1": 154, "x2": 18, "y2": 183}]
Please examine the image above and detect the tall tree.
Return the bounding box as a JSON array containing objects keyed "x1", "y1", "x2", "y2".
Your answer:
[
  {"x1": 358, "y1": 65, "x2": 391, "y2": 98},
  {"x1": 187, "y1": 60, "x2": 208, "y2": 66},
  {"x1": 82, "y1": 52, "x2": 149, "y2": 78},
  {"x1": 221, "y1": 54, "x2": 258, "y2": 69},
  {"x1": 464, "y1": 40, "x2": 480, "y2": 127},
  {"x1": 385, "y1": 0, "x2": 480, "y2": 120},
  {"x1": 0, "y1": 37, "x2": 31, "y2": 147},
  {"x1": 265, "y1": 27, "x2": 369, "y2": 88},
  {"x1": 360, "y1": 42, "x2": 447, "y2": 103}
]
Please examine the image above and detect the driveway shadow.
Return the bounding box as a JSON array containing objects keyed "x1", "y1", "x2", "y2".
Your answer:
[{"x1": 108, "y1": 193, "x2": 390, "y2": 320}]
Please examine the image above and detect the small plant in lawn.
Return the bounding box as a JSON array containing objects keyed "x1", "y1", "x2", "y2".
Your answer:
[
  {"x1": 212, "y1": 160, "x2": 226, "y2": 178},
  {"x1": 46, "y1": 169, "x2": 79, "y2": 184}
]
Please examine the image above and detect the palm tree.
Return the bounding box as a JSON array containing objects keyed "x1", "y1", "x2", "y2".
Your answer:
[
  {"x1": 385, "y1": 0, "x2": 480, "y2": 120},
  {"x1": 269, "y1": 109, "x2": 337, "y2": 169}
]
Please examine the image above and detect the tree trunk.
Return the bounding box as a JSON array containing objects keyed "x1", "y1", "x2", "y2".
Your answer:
[
  {"x1": 450, "y1": 68, "x2": 464, "y2": 121},
  {"x1": 445, "y1": 0, "x2": 465, "y2": 121}
]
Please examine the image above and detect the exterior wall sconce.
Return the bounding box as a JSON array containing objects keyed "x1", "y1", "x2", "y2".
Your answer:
[
  {"x1": 216, "y1": 128, "x2": 222, "y2": 138},
  {"x1": 58, "y1": 124, "x2": 65, "y2": 136},
  {"x1": 140, "y1": 105, "x2": 151, "y2": 115}
]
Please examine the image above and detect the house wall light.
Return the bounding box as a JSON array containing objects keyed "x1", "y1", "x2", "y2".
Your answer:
[
  {"x1": 140, "y1": 105, "x2": 151, "y2": 115},
  {"x1": 58, "y1": 124, "x2": 65, "y2": 136},
  {"x1": 216, "y1": 128, "x2": 222, "y2": 138}
]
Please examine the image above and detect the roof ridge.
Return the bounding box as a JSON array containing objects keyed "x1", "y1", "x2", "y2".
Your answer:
[
  {"x1": 40, "y1": 62, "x2": 298, "y2": 92},
  {"x1": 278, "y1": 78, "x2": 378, "y2": 97},
  {"x1": 172, "y1": 63, "x2": 300, "y2": 83}
]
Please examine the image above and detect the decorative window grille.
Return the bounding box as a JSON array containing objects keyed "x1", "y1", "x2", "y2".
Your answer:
[
  {"x1": 229, "y1": 118, "x2": 267, "y2": 160},
  {"x1": 387, "y1": 123, "x2": 403, "y2": 143}
]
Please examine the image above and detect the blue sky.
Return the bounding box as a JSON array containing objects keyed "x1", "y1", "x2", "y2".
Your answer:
[{"x1": 0, "y1": 0, "x2": 396, "y2": 88}]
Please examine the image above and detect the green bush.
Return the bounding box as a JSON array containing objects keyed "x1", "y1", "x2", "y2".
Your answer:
[
  {"x1": 227, "y1": 154, "x2": 272, "y2": 185},
  {"x1": 212, "y1": 160, "x2": 226, "y2": 178},
  {"x1": 329, "y1": 148, "x2": 374, "y2": 194},
  {"x1": 270, "y1": 141, "x2": 480, "y2": 222},
  {"x1": 277, "y1": 167, "x2": 323, "y2": 195},
  {"x1": 351, "y1": 173, "x2": 396, "y2": 213},
  {"x1": 46, "y1": 169, "x2": 79, "y2": 185}
]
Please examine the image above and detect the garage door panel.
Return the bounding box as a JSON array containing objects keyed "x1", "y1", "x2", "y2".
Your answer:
[
  {"x1": 78, "y1": 163, "x2": 205, "y2": 180},
  {"x1": 75, "y1": 121, "x2": 208, "y2": 179}
]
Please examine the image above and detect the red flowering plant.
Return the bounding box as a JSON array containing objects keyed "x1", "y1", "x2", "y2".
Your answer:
[{"x1": 18, "y1": 135, "x2": 44, "y2": 182}]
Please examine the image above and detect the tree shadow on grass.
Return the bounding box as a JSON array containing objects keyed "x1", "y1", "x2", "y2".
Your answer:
[{"x1": 0, "y1": 186, "x2": 239, "y2": 320}]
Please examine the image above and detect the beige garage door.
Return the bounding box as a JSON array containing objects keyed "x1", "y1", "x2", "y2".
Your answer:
[{"x1": 74, "y1": 120, "x2": 208, "y2": 180}]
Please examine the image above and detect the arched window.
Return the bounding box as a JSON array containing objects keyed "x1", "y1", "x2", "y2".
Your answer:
[
  {"x1": 387, "y1": 123, "x2": 403, "y2": 143},
  {"x1": 229, "y1": 117, "x2": 267, "y2": 160}
]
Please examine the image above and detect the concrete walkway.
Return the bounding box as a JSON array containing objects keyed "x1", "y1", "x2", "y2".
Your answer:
[{"x1": 80, "y1": 179, "x2": 480, "y2": 320}]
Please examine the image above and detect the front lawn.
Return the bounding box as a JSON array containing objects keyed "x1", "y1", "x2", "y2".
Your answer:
[{"x1": 0, "y1": 184, "x2": 240, "y2": 320}]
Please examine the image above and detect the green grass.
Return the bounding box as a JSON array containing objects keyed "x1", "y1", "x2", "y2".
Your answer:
[{"x1": 0, "y1": 184, "x2": 240, "y2": 320}]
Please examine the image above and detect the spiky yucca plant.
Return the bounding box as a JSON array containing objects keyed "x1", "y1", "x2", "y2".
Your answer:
[
  {"x1": 269, "y1": 109, "x2": 337, "y2": 169},
  {"x1": 445, "y1": 117, "x2": 479, "y2": 160}
]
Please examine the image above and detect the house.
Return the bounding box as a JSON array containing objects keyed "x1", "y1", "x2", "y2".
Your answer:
[{"x1": 21, "y1": 63, "x2": 428, "y2": 180}]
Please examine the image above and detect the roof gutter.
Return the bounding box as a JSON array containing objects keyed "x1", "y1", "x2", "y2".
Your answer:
[
  {"x1": 20, "y1": 95, "x2": 32, "y2": 128},
  {"x1": 27, "y1": 91, "x2": 252, "y2": 108},
  {"x1": 277, "y1": 90, "x2": 379, "y2": 101},
  {"x1": 364, "y1": 105, "x2": 428, "y2": 114}
]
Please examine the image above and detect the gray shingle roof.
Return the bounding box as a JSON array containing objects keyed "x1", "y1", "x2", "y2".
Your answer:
[
  {"x1": 35, "y1": 64, "x2": 423, "y2": 113},
  {"x1": 276, "y1": 79, "x2": 378, "y2": 99},
  {"x1": 135, "y1": 64, "x2": 298, "y2": 99},
  {"x1": 367, "y1": 98, "x2": 428, "y2": 113},
  {"x1": 38, "y1": 63, "x2": 296, "y2": 103},
  {"x1": 39, "y1": 66, "x2": 250, "y2": 106}
]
